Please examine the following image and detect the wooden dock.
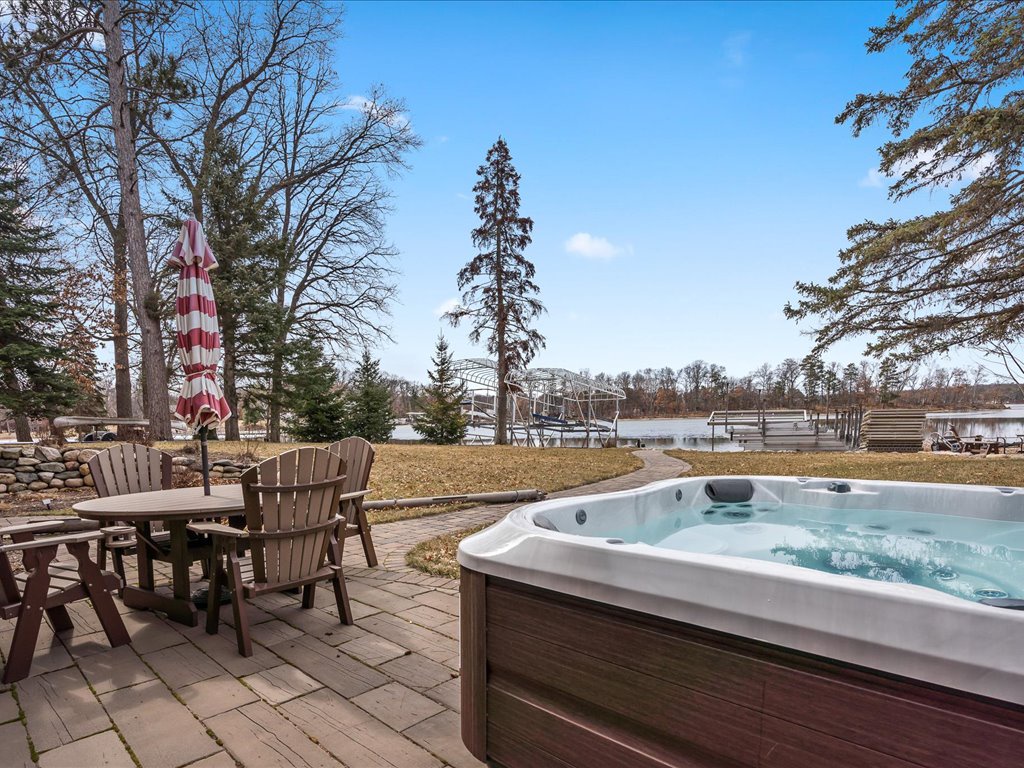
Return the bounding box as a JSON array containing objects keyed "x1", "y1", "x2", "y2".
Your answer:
[{"x1": 708, "y1": 408, "x2": 863, "y2": 452}]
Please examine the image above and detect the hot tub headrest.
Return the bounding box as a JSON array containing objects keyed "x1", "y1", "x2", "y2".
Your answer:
[
  {"x1": 704, "y1": 479, "x2": 754, "y2": 504},
  {"x1": 534, "y1": 513, "x2": 559, "y2": 532}
]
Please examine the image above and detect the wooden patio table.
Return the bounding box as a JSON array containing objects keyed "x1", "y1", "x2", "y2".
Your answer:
[{"x1": 73, "y1": 486, "x2": 244, "y2": 627}]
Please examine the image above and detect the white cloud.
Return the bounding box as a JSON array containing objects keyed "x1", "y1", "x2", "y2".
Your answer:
[
  {"x1": 340, "y1": 95, "x2": 410, "y2": 129},
  {"x1": 860, "y1": 150, "x2": 995, "y2": 189},
  {"x1": 433, "y1": 298, "x2": 460, "y2": 318},
  {"x1": 564, "y1": 232, "x2": 629, "y2": 261},
  {"x1": 723, "y1": 32, "x2": 752, "y2": 68}
]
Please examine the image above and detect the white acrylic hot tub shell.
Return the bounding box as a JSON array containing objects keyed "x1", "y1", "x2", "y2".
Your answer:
[{"x1": 457, "y1": 476, "x2": 1024, "y2": 706}]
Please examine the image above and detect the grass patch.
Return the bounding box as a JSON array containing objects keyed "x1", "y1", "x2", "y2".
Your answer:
[
  {"x1": 406, "y1": 523, "x2": 490, "y2": 580},
  {"x1": 667, "y1": 449, "x2": 1024, "y2": 487}
]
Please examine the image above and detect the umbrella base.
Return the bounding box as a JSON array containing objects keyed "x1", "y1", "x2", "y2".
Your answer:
[{"x1": 191, "y1": 584, "x2": 233, "y2": 607}]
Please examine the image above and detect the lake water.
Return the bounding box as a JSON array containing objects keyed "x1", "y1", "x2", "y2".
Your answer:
[{"x1": 393, "y1": 409, "x2": 1024, "y2": 451}]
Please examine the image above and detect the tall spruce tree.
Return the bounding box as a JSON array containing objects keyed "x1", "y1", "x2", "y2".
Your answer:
[
  {"x1": 447, "y1": 137, "x2": 544, "y2": 444},
  {"x1": 413, "y1": 334, "x2": 467, "y2": 445},
  {"x1": 201, "y1": 137, "x2": 283, "y2": 441},
  {"x1": 785, "y1": 1, "x2": 1024, "y2": 361},
  {"x1": 0, "y1": 168, "x2": 81, "y2": 440},
  {"x1": 286, "y1": 341, "x2": 348, "y2": 443},
  {"x1": 342, "y1": 350, "x2": 395, "y2": 443}
]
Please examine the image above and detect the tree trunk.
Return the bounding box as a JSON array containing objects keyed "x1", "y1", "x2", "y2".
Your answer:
[
  {"x1": 494, "y1": 212, "x2": 508, "y2": 445},
  {"x1": 112, "y1": 215, "x2": 134, "y2": 437},
  {"x1": 13, "y1": 414, "x2": 31, "y2": 442},
  {"x1": 101, "y1": 0, "x2": 171, "y2": 440},
  {"x1": 268, "y1": 344, "x2": 284, "y2": 442},
  {"x1": 222, "y1": 327, "x2": 240, "y2": 441}
]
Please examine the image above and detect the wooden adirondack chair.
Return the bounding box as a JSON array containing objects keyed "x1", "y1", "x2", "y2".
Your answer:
[
  {"x1": 0, "y1": 518, "x2": 130, "y2": 683},
  {"x1": 327, "y1": 438, "x2": 377, "y2": 567},
  {"x1": 188, "y1": 447, "x2": 353, "y2": 657},
  {"x1": 87, "y1": 444, "x2": 209, "y2": 591}
]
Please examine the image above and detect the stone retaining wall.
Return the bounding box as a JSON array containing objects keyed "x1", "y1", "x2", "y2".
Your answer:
[{"x1": 0, "y1": 444, "x2": 99, "y2": 494}]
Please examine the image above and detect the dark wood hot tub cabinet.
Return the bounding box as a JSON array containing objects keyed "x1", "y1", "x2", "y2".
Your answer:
[{"x1": 460, "y1": 568, "x2": 1024, "y2": 768}]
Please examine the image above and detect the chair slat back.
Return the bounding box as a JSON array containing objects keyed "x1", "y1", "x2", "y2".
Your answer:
[
  {"x1": 242, "y1": 448, "x2": 346, "y2": 585},
  {"x1": 327, "y1": 437, "x2": 374, "y2": 505},
  {"x1": 88, "y1": 444, "x2": 173, "y2": 498}
]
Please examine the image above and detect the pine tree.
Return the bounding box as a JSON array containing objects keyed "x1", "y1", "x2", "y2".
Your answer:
[
  {"x1": 286, "y1": 341, "x2": 348, "y2": 443},
  {"x1": 446, "y1": 137, "x2": 545, "y2": 444},
  {"x1": 341, "y1": 350, "x2": 395, "y2": 443},
  {"x1": 413, "y1": 334, "x2": 467, "y2": 444},
  {"x1": 785, "y1": 2, "x2": 1024, "y2": 361},
  {"x1": 0, "y1": 168, "x2": 81, "y2": 440}
]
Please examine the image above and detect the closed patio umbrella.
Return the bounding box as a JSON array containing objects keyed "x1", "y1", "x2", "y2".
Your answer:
[{"x1": 169, "y1": 218, "x2": 231, "y2": 495}]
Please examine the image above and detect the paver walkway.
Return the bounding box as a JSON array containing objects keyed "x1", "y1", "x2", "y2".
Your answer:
[{"x1": 0, "y1": 450, "x2": 687, "y2": 768}]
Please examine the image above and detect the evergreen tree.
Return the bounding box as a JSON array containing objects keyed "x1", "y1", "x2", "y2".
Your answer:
[
  {"x1": 446, "y1": 137, "x2": 545, "y2": 444},
  {"x1": 342, "y1": 350, "x2": 395, "y2": 443},
  {"x1": 201, "y1": 136, "x2": 285, "y2": 441},
  {"x1": 0, "y1": 168, "x2": 81, "y2": 440},
  {"x1": 286, "y1": 341, "x2": 348, "y2": 443},
  {"x1": 413, "y1": 334, "x2": 467, "y2": 444},
  {"x1": 786, "y1": 2, "x2": 1024, "y2": 360}
]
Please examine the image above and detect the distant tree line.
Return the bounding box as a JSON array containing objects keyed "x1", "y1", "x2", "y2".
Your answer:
[{"x1": 573, "y1": 355, "x2": 1018, "y2": 419}]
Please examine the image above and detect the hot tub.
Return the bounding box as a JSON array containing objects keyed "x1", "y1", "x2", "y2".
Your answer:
[{"x1": 458, "y1": 476, "x2": 1024, "y2": 768}]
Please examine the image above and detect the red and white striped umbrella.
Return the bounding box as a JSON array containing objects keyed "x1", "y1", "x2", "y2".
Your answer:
[{"x1": 169, "y1": 219, "x2": 231, "y2": 433}]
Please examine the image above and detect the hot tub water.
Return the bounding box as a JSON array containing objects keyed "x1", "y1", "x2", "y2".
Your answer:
[{"x1": 591, "y1": 502, "x2": 1024, "y2": 603}]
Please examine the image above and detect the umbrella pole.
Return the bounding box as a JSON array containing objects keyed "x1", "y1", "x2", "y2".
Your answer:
[{"x1": 200, "y1": 425, "x2": 211, "y2": 496}]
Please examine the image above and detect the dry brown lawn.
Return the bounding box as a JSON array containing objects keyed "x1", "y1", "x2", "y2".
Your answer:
[{"x1": 144, "y1": 442, "x2": 646, "y2": 525}]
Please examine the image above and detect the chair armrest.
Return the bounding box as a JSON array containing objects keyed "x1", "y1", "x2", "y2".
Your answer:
[
  {"x1": 337, "y1": 489, "x2": 371, "y2": 503},
  {"x1": 187, "y1": 522, "x2": 248, "y2": 539},
  {"x1": 0, "y1": 530, "x2": 104, "y2": 553},
  {"x1": 1, "y1": 517, "x2": 100, "y2": 538}
]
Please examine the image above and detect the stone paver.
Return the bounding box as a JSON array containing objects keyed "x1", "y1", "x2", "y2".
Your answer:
[
  {"x1": 0, "y1": 719, "x2": 35, "y2": 768},
  {"x1": 100, "y1": 679, "x2": 220, "y2": 768},
  {"x1": 37, "y1": 729, "x2": 135, "y2": 768},
  {"x1": 0, "y1": 450, "x2": 686, "y2": 768}
]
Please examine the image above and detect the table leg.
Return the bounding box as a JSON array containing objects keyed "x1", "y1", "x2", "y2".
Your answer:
[
  {"x1": 135, "y1": 522, "x2": 155, "y2": 590},
  {"x1": 121, "y1": 520, "x2": 198, "y2": 627}
]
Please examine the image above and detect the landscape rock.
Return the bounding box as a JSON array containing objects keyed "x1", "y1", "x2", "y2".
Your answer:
[
  {"x1": 37, "y1": 462, "x2": 65, "y2": 473},
  {"x1": 63, "y1": 478, "x2": 84, "y2": 488},
  {"x1": 7, "y1": 483, "x2": 26, "y2": 493},
  {"x1": 0, "y1": 473, "x2": 15, "y2": 485},
  {"x1": 62, "y1": 449, "x2": 80, "y2": 461},
  {"x1": 55, "y1": 470, "x2": 80, "y2": 480},
  {"x1": 211, "y1": 459, "x2": 234, "y2": 467},
  {"x1": 64, "y1": 461, "x2": 80, "y2": 471},
  {"x1": 82, "y1": 475, "x2": 94, "y2": 487},
  {"x1": 16, "y1": 457, "x2": 40, "y2": 467},
  {"x1": 0, "y1": 459, "x2": 16, "y2": 469},
  {"x1": 79, "y1": 463, "x2": 91, "y2": 475},
  {"x1": 20, "y1": 448, "x2": 35, "y2": 458},
  {"x1": 0, "y1": 449, "x2": 21, "y2": 460},
  {"x1": 77, "y1": 449, "x2": 99, "y2": 462},
  {"x1": 0, "y1": 484, "x2": 5, "y2": 493},
  {"x1": 49, "y1": 479, "x2": 64, "y2": 488},
  {"x1": 15, "y1": 472, "x2": 37, "y2": 484},
  {"x1": 171, "y1": 456, "x2": 194, "y2": 466},
  {"x1": 36, "y1": 446, "x2": 62, "y2": 462},
  {"x1": 27, "y1": 481, "x2": 48, "y2": 491},
  {"x1": 37, "y1": 472, "x2": 55, "y2": 482}
]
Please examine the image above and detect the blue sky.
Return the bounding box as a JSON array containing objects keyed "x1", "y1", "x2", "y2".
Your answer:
[{"x1": 333, "y1": 1, "x2": 953, "y2": 382}]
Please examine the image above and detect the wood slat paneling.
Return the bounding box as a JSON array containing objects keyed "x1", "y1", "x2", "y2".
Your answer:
[
  {"x1": 763, "y1": 664, "x2": 1024, "y2": 768},
  {"x1": 487, "y1": 626, "x2": 761, "y2": 766},
  {"x1": 472, "y1": 574, "x2": 1024, "y2": 768},
  {"x1": 487, "y1": 583, "x2": 763, "y2": 710},
  {"x1": 759, "y1": 716, "x2": 920, "y2": 768},
  {"x1": 488, "y1": 683, "x2": 733, "y2": 768}
]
